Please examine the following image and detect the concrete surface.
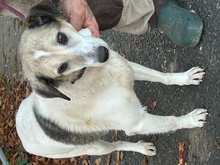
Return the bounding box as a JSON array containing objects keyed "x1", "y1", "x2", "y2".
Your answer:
[{"x1": 0, "y1": 0, "x2": 219, "y2": 164}]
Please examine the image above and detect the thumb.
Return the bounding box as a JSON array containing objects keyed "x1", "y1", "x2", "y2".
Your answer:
[
  {"x1": 69, "y1": 14, "x2": 84, "y2": 31},
  {"x1": 87, "y1": 23, "x2": 100, "y2": 38}
]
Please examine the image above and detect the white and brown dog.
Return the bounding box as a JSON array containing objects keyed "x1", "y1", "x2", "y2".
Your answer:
[{"x1": 16, "y1": 1, "x2": 208, "y2": 159}]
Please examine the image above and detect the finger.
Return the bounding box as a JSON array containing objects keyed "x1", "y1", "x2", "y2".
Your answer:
[
  {"x1": 92, "y1": 29, "x2": 100, "y2": 38},
  {"x1": 69, "y1": 13, "x2": 84, "y2": 31},
  {"x1": 87, "y1": 21, "x2": 100, "y2": 38},
  {"x1": 83, "y1": 10, "x2": 100, "y2": 37}
]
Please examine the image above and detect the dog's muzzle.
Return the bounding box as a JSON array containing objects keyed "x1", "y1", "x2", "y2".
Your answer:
[{"x1": 97, "y1": 46, "x2": 109, "y2": 63}]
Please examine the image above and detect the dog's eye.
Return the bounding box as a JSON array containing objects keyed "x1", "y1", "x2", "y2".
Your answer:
[
  {"x1": 57, "y1": 32, "x2": 68, "y2": 45},
  {"x1": 58, "y1": 63, "x2": 68, "y2": 74}
]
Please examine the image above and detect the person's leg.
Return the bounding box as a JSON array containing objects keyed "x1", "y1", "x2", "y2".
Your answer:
[
  {"x1": 113, "y1": 0, "x2": 155, "y2": 35},
  {"x1": 88, "y1": 0, "x2": 203, "y2": 47},
  {"x1": 112, "y1": 0, "x2": 203, "y2": 47},
  {"x1": 87, "y1": 0, "x2": 154, "y2": 35}
]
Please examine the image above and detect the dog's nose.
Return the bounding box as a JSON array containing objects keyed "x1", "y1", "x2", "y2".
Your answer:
[{"x1": 97, "y1": 46, "x2": 109, "y2": 63}]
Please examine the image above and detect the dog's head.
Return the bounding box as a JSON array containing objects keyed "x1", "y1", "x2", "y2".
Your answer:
[{"x1": 19, "y1": 1, "x2": 109, "y2": 101}]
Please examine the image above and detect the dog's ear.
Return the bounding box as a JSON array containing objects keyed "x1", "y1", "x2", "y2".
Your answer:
[
  {"x1": 27, "y1": 0, "x2": 62, "y2": 28},
  {"x1": 35, "y1": 75, "x2": 71, "y2": 101}
]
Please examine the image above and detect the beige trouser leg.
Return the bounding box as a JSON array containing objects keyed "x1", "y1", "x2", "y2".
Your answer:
[{"x1": 113, "y1": 0, "x2": 155, "y2": 35}]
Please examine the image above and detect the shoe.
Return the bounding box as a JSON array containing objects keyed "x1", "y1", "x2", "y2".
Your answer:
[{"x1": 157, "y1": 1, "x2": 203, "y2": 47}]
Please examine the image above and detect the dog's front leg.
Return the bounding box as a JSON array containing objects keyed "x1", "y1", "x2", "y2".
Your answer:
[
  {"x1": 128, "y1": 61, "x2": 205, "y2": 85},
  {"x1": 125, "y1": 108, "x2": 208, "y2": 135}
]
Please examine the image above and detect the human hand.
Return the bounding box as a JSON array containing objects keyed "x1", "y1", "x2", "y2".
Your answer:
[{"x1": 61, "y1": 0, "x2": 100, "y2": 37}]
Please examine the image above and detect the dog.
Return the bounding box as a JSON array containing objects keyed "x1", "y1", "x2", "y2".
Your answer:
[{"x1": 16, "y1": 0, "x2": 208, "y2": 159}]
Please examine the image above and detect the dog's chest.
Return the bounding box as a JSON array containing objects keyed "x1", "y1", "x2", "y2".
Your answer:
[
  {"x1": 36, "y1": 53, "x2": 138, "y2": 133},
  {"x1": 38, "y1": 79, "x2": 137, "y2": 129}
]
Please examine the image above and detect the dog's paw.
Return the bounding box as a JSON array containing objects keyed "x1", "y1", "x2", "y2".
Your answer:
[
  {"x1": 189, "y1": 108, "x2": 208, "y2": 127},
  {"x1": 137, "y1": 141, "x2": 156, "y2": 156},
  {"x1": 182, "y1": 108, "x2": 208, "y2": 128},
  {"x1": 182, "y1": 67, "x2": 205, "y2": 85}
]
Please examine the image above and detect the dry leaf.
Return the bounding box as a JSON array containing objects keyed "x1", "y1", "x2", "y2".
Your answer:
[
  {"x1": 112, "y1": 130, "x2": 118, "y2": 141},
  {"x1": 214, "y1": 138, "x2": 220, "y2": 149},
  {"x1": 142, "y1": 156, "x2": 148, "y2": 165},
  {"x1": 94, "y1": 157, "x2": 101, "y2": 165},
  {"x1": 119, "y1": 50, "x2": 126, "y2": 58},
  {"x1": 120, "y1": 151, "x2": 124, "y2": 160},
  {"x1": 106, "y1": 154, "x2": 112, "y2": 165},
  {"x1": 178, "y1": 139, "x2": 190, "y2": 165},
  {"x1": 150, "y1": 101, "x2": 157, "y2": 109},
  {"x1": 115, "y1": 151, "x2": 120, "y2": 165}
]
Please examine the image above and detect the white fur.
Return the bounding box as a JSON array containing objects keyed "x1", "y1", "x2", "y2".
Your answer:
[
  {"x1": 16, "y1": 19, "x2": 208, "y2": 159},
  {"x1": 78, "y1": 28, "x2": 92, "y2": 36}
]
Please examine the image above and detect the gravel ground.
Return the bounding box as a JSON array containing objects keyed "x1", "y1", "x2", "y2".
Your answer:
[{"x1": 0, "y1": 0, "x2": 219, "y2": 164}]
